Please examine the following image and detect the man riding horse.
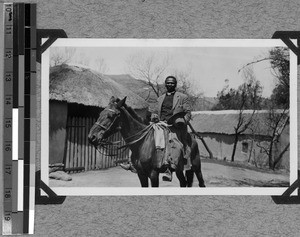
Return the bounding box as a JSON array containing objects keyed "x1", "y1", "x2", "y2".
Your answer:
[{"x1": 121, "y1": 76, "x2": 192, "y2": 181}]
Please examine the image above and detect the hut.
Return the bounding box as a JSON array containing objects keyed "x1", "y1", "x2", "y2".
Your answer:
[
  {"x1": 49, "y1": 64, "x2": 149, "y2": 172},
  {"x1": 190, "y1": 110, "x2": 290, "y2": 169}
]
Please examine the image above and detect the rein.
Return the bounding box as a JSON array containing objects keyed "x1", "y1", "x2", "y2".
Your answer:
[
  {"x1": 94, "y1": 143, "x2": 129, "y2": 157},
  {"x1": 94, "y1": 106, "x2": 158, "y2": 151},
  {"x1": 97, "y1": 124, "x2": 152, "y2": 150},
  {"x1": 119, "y1": 125, "x2": 153, "y2": 149},
  {"x1": 117, "y1": 106, "x2": 153, "y2": 149}
]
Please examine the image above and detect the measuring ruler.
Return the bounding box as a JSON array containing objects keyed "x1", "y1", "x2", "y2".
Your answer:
[
  {"x1": 3, "y1": 3, "x2": 14, "y2": 234},
  {"x1": 2, "y1": 3, "x2": 36, "y2": 235}
]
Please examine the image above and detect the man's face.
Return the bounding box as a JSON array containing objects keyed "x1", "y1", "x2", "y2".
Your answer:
[{"x1": 165, "y1": 79, "x2": 176, "y2": 93}]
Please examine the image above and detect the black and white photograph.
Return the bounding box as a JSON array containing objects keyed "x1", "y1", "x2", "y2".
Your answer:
[
  {"x1": 41, "y1": 39, "x2": 297, "y2": 195},
  {"x1": 2, "y1": 1, "x2": 300, "y2": 236}
]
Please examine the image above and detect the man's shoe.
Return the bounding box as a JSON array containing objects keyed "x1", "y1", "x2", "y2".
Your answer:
[
  {"x1": 162, "y1": 169, "x2": 172, "y2": 182},
  {"x1": 120, "y1": 163, "x2": 130, "y2": 170},
  {"x1": 120, "y1": 163, "x2": 137, "y2": 173}
]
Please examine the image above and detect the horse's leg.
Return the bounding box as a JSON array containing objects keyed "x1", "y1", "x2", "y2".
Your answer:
[
  {"x1": 191, "y1": 156, "x2": 205, "y2": 187},
  {"x1": 134, "y1": 159, "x2": 149, "y2": 187},
  {"x1": 190, "y1": 138, "x2": 206, "y2": 188},
  {"x1": 150, "y1": 169, "x2": 159, "y2": 187},
  {"x1": 175, "y1": 170, "x2": 187, "y2": 187},
  {"x1": 193, "y1": 168, "x2": 205, "y2": 187},
  {"x1": 185, "y1": 169, "x2": 194, "y2": 187},
  {"x1": 137, "y1": 171, "x2": 149, "y2": 187}
]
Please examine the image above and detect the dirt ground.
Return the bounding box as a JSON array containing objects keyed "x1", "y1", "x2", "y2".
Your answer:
[
  {"x1": 37, "y1": 160, "x2": 297, "y2": 237},
  {"x1": 49, "y1": 160, "x2": 289, "y2": 188}
]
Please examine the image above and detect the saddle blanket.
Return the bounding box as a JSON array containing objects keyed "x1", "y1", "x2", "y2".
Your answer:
[{"x1": 152, "y1": 121, "x2": 169, "y2": 149}]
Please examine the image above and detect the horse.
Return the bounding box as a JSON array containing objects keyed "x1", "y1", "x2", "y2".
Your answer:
[{"x1": 88, "y1": 96, "x2": 205, "y2": 188}]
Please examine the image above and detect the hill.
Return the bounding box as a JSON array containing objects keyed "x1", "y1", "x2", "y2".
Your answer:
[
  {"x1": 108, "y1": 74, "x2": 156, "y2": 101},
  {"x1": 107, "y1": 74, "x2": 161, "y2": 110},
  {"x1": 107, "y1": 74, "x2": 217, "y2": 111},
  {"x1": 192, "y1": 97, "x2": 218, "y2": 111}
]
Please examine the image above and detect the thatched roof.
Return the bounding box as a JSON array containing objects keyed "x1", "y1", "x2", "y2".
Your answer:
[
  {"x1": 49, "y1": 64, "x2": 148, "y2": 109},
  {"x1": 190, "y1": 110, "x2": 289, "y2": 137}
]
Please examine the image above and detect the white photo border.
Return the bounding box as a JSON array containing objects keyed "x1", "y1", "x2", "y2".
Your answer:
[{"x1": 41, "y1": 39, "x2": 298, "y2": 196}]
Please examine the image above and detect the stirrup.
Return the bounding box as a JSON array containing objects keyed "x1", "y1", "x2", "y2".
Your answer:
[
  {"x1": 183, "y1": 158, "x2": 188, "y2": 165},
  {"x1": 162, "y1": 169, "x2": 172, "y2": 182}
]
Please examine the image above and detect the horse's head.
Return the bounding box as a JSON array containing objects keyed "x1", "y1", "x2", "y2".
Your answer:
[{"x1": 88, "y1": 96, "x2": 126, "y2": 147}]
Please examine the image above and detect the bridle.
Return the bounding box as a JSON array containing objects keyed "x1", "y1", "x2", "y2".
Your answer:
[
  {"x1": 94, "y1": 108, "x2": 120, "y2": 131},
  {"x1": 92, "y1": 106, "x2": 151, "y2": 155},
  {"x1": 92, "y1": 107, "x2": 125, "y2": 156}
]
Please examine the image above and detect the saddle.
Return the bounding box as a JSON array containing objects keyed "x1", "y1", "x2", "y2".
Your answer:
[
  {"x1": 152, "y1": 122, "x2": 185, "y2": 171},
  {"x1": 150, "y1": 111, "x2": 192, "y2": 171}
]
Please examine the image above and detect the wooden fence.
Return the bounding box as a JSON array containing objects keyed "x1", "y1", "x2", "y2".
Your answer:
[{"x1": 64, "y1": 116, "x2": 129, "y2": 173}]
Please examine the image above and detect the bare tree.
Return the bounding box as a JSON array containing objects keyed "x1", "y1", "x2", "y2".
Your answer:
[
  {"x1": 231, "y1": 67, "x2": 262, "y2": 162},
  {"x1": 51, "y1": 49, "x2": 64, "y2": 66},
  {"x1": 257, "y1": 106, "x2": 289, "y2": 169},
  {"x1": 171, "y1": 68, "x2": 203, "y2": 110},
  {"x1": 94, "y1": 57, "x2": 109, "y2": 74},
  {"x1": 238, "y1": 47, "x2": 290, "y2": 169},
  {"x1": 172, "y1": 67, "x2": 191, "y2": 94},
  {"x1": 126, "y1": 52, "x2": 169, "y2": 97},
  {"x1": 74, "y1": 52, "x2": 91, "y2": 67},
  {"x1": 239, "y1": 47, "x2": 289, "y2": 108},
  {"x1": 50, "y1": 47, "x2": 76, "y2": 66},
  {"x1": 64, "y1": 48, "x2": 76, "y2": 63},
  {"x1": 273, "y1": 142, "x2": 290, "y2": 169},
  {"x1": 231, "y1": 108, "x2": 256, "y2": 162}
]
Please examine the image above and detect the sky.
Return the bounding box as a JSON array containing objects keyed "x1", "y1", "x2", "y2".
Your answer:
[{"x1": 50, "y1": 45, "x2": 284, "y2": 98}]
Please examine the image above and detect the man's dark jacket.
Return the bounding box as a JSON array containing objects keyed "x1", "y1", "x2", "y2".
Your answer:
[{"x1": 156, "y1": 91, "x2": 191, "y2": 123}]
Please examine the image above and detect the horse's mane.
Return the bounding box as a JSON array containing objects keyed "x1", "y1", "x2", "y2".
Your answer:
[
  {"x1": 124, "y1": 104, "x2": 150, "y2": 125},
  {"x1": 110, "y1": 97, "x2": 150, "y2": 125}
]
